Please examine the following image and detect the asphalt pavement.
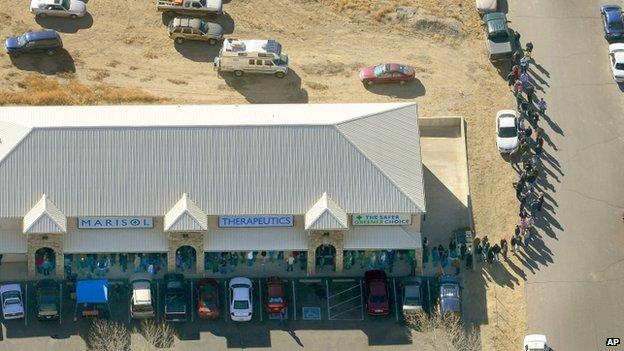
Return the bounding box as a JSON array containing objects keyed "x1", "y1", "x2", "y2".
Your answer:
[{"x1": 507, "y1": 1, "x2": 624, "y2": 350}]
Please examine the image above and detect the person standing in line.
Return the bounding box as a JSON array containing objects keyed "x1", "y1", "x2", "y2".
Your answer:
[
  {"x1": 465, "y1": 248, "x2": 473, "y2": 269},
  {"x1": 500, "y1": 239, "x2": 509, "y2": 260},
  {"x1": 134, "y1": 254, "x2": 141, "y2": 273},
  {"x1": 525, "y1": 84, "x2": 535, "y2": 103},
  {"x1": 486, "y1": 248, "x2": 494, "y2": 264},
  {"x1": 514, "y1": 80, "x2": 524, "y2": 96},
  {"x1": 507, "y1": 71, "x2": 516, "y2": 90},
  {"x1": 512, "y1": 64, "x2": 520, "y2": 79},
  {"x1": 535, "y1": 192, "x2": 545, "y2": 211},
  {"x1": 524, "y1": 42, "x2": 533, "y2": 60},
  {"x1": 492, "y1": 244, "x2": 501, "y2": 262},
  {"x1": 537, "y1": 98, "x2": 547, "y2": 115},
  {"x1": 423, "y1": 236, "x2": 430, "y2": 265},
  {"x1": 286, "y1": 255, "x2": 295, "y2": 272},
  {"x1": 520, "y1": 56, "x2": 529, "y2": 74},
  {"x1": 519, "y1": 72, "x2": 529, "y2": 86}
]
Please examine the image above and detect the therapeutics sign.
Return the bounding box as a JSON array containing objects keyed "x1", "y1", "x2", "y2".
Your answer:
[
  {"x1": 219, "y1": 215, "x2": 294, "y2": 228},
  {"x1": 78, "y1": 217, "x2": 154, "y2": 229},
  {"x1": 352, "y1": 213, "x2": 412, "y2": 226}
]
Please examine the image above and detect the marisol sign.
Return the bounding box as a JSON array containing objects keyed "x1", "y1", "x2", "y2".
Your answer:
[
  {"x1": 219, "y1": 215, "x2": 294, "y2": 228},
  {"x1": 78, "y1": 217, "x2": 154, "y2": 229},
  {"x1": 352, "y1": 213, "x2": 411, "y2": 226}
]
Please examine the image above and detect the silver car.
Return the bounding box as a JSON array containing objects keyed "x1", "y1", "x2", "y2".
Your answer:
[
  {"x1": 30, "y1": 0, "x2": 87, "y2": 19},
  {"x1": 168, "y1": 17, "x2": 223, "y2": 45}
]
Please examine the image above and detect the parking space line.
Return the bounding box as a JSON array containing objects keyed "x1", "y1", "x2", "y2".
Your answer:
[
  {"x1": 393, "y1": 278, "x2": 398, "y2": 322},
  {"x1": 328, "y1": 295, "x2": 360, "y2": 310},
  {"x1": 291, "y1": 280, "x2": 296, "y2": 321},
  {"x1": 155, "y1": 281, "x2": 160, "y2": 322},
  {"x1": 24, "y1": 283, "x2": 27, "y2": 326},
  {"x1": 190, "y1": 280, "x2": 194, "y2": 323},
  {"x1": 224, "y1": 280, "x2": 229, "y2": 323},
  {"x1": 257, "y1": 279, "x2": 263, "y2": 322},
  {"x1": 327, "y1": 284, "x2": 359, "y2": 299},
  {"x1": 329, "y1": 305, "x2": 363, "y2": 320},
  {"x1": 359, "y1": 279, "x2": 364, "y2": 321},
  {"x1": 325, "y1": 279, "x2": 330, "y2": 320},
  {"x1": 59, "y1": 283, "x2": 63, "y2": 325}
]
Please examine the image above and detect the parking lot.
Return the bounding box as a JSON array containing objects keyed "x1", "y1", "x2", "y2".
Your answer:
[{"x1": 0, "y1": 278, "x2": 450, "y2": 350}]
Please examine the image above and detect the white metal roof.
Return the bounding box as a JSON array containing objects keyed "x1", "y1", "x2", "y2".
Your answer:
[
  {"x1": 343, "y1": 226, "x2": 422, "y2": 250},
  {"x1": 22, "y1": 194, "x2": 67, "y2": 234},
  {"x1": 164, "y1": 193, "x2": 208, "y2": 232},
  {"x1": 0, "y1": 103, "x2": 425, "y2": 217},
  {"x1": 304, "y1": 192, "x2": 348, "y2": 230}
]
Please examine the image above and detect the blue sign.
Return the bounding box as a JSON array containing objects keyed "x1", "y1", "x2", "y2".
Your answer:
[
  {"x1": 302, "y1": 307, "x2": 321, "y2": 320},
  {"x1": 78, "y1": 217, "x2": 153, "y2": 229},
  {"x1": 218, "y1": 215, "x2": 294, "y2": 228}
]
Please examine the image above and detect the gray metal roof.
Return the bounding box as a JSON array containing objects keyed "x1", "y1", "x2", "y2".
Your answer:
[
  {"x1": 23, "y1": 194, "x2": 67, "y2": 234},
  {"x1": 304, "y1": 192, "x2": 348, "y2": 230},
  {"x1": 0, "y1": 104, "x2": 425, "y2": 217},
  {"x1": 164, "y1": 193, "x2": 208, "y2": 232}
]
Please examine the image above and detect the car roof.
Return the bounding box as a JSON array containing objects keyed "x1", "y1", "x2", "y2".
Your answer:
[
  {"x1": 609, "y1": 44, "x2": 624, "y2": 61},
  {"x1": 370, "y1": 282, "x2": 387, "y2": 295},
  {"x1": 606, "y1": 10, "x2": 623, "y2": 23},
  {"x1": 172, "y1": 17, "x2": 203, "y2": 29},
  {"x1": 25, "y1": 30, "x2": 59, "y2": 41},
  {"x1": 404, "y1": 285, "x2": 421, "y2": 298},
  {"x1": 0, "y1": 284, "x2": 22, "y2": 294},
  {"x1": 230, "y1": 277, "x2": 251, "y2": 287},
  {"x1": 232, "y1": 286, "x2": 250, "y2": 300},
  {"x1": 365, "y1": 269, "x2": 387, "y2": 280},
  {"x1": 499, "y1": 117, "x2": 516, "y2": 128}
]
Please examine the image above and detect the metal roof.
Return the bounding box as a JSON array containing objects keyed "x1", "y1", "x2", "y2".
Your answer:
[
  {"x1": 164, "y1": 193, "x2": 208, "y2": 232},
  {"x1": 304, "y1": 192, "x2": 348, "y2": 230},
  {"x1": 0, "y1": 103, "x2": 425, "y2": 217},
  {"x1": 23, "y1": 194, "x2": 67, "y2": 234}
]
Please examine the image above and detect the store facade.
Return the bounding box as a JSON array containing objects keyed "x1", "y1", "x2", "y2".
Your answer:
[{"x1": 0, "y1": 103, "x2": 426, "y2": 278}]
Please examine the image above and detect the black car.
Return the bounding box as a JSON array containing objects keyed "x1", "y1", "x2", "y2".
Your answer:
[
  {"x1": 4, "y1": 30, "x2": 63, "y2": 57},
  {"x1": 35, "y1": 279, "x2": 60, "y2": 320},
  {"x1": 164, "y1": 273, "x2": 187, "y2": 322}
]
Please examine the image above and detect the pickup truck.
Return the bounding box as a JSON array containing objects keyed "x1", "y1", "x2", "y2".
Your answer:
[
  {"x1": 164, "y1": 273, "x2": 187, "y2": 322},
  {"x1": 156, "y1": 0, "x2": 222, "y2": 16},
  {"x1": 483, "y1": 12, "x2": 513, "y2": 62}
]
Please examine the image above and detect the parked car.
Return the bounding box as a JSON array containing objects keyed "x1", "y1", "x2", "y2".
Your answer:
[
  {"x1": 364, "y1": 270, "x2": 390, "y2": 316},
  {"x1": 157, "y1": 0, "x2": 223, "y2": 16},
  {"x1": 35, "y1": 279, "x2": 60, "y2": 320},
  {"x1": 4, "y1": 30, "x2": 62, "y2": 57},
  {"x1": 401, "y1": 277, "x2": 423, "y2": 315},
  {"x1": 476, "y1": 0, "x2": 497, "y2": 15},
  {"x1": 523, "y1": 334, "x2": 549, "y2": 351},
  {"x1": 495, "y1": 109, "x2": 519, "y2": 153},
  {"x1": 168, "y1": 17, "x2": 223, "y2": 45},
  {"x1": 130, "y1": 274, "x2": 155, "y2": 319},
  {"x1": 229, "y1": 277, "x2": 252, "y2": 322},
  {"x1": 30, "y1": 0, "x2": 87, "y2": 19},
  {"x1": 483, "y1": 12, "x2": 513, "y2": 62},
  {"x1": 164, "y1": 273, "x2": 187, "y2": 322},
  {"x1": 196, "y1": 278, "x2": 220, "y2": 320},
  {"x1": 608, "y1": 43, "x2": 624, "y2": 82},
  {"x1": 214, "y1": 39, "x2": 289, "y2": 78},
  {"x1": 359, "y1": 63, "x2": 415, "y2": 86},
  {"x1": 601, "y1": 4, "x2": 624, "y2": 41},
  {"x1": 265, "y1": 276, "x2": 286, "y2": 314},
  {"x1": 438, "y1": 275, "x2": 460, "y2": 315},
  {"x1": 0, "y1": 284, "x2": 25, "y2": 320}
]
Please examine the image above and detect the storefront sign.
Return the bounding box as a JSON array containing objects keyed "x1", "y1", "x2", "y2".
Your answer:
[
  {"x1": 218, "y1": 215, "x2": 294, "y2": 228},
  {"x1": 78, "y1": 217, "x2": 154, "y2": 229},
  {"x1": 352, "y1": 213, "x2": 411, "y2": 226}
]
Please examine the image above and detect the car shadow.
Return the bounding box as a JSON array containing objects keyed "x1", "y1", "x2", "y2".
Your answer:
[
  {"x1": 9, "y1": 49, "x2": 75, "y2": 74},
  {"x1": 363, "y1": 78, "x2": 426, "y2": 99},
  {"x1": 220, "y1": 69, "x2": 309, "y2": 103},
  {"x1": 35, "y1": 13, "x2": 93, "y2": 33},
  {"x1": 174, "y1": 41, "x2": 220, "y2": 62}
]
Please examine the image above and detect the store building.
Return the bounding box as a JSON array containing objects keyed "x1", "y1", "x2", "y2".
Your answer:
[{"x1": 0, "y1": 103, "x2": 426, "y2": 278}]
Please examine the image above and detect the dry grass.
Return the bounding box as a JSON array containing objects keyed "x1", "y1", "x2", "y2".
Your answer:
[
  {"x1": 143, "y1": 51, "x2": 158, "y2": 59},
  {"x1": 87, "y1": 319, "x2": 177, "y2": 351},
  {"x1": 107, "y1": 60, "x2": 121, "y2": 68},
  {"x1": 306, "y1": 81, "x2": 330, "y2": 91},
  {"x1": 88, "y1": 320, "x2": 130, "y2": 351},
  {"x1": 0, "y1": 75, "x2": 162, "y2": 105},
  {"x1": 167, "y1": 78, "x2": 188, "y2": 85},
  {"x1": 405, "y1": 311, "x2": 481, "y2": 351}
]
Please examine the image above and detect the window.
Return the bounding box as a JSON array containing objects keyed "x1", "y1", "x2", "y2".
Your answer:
[
  {"x1": 264, "y1": 60, "x2": 274, "y2": 66},
  {"x1": 392, "y1": 72, "x2": 403, "y2": 78},
  {"x1": 256, "y1": 59, "x2": 262, "y2": 65},
  {"x1": 249, "y1": 59, "x2": 255, "y2": 65},
  {"x1": 233, "y1": 300, "x2": 249, "y2": 310}
]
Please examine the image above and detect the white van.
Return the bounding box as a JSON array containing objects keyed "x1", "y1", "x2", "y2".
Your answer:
[
  {"x1": 130, "y1": 274, "x2": 155, "y2": 319},
  {"x1": 214, "y1": 39, "x2": 289, "y2": 78}
]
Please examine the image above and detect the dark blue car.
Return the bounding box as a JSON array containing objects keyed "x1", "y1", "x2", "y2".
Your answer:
[
  {"x1": 4, "y1": 30, "x2": 63, "y2": 57},
  {"x1": 601, "y1": 4, "x2": 624, "y2": 40}
]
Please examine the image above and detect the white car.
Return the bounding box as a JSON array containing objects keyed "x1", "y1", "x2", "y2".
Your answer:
[
  {"x1": 229, "y1": 277, "x2": 252, "y2": 322},
  {"x1": 496, "y1": 109, "x2": 519, "y2": 153},
  {"x1": 1, "y1": 284, "x2": 25, "y2": 320},
  {"x1": 608, "y1": 43, "x2": 624, "y2": 82},
  {"x1": 523, "y1": 334, "x2": 549, "y2": 351},
  {"x1": 30, "y1": 0, "x2": 87, "y2": 19}
]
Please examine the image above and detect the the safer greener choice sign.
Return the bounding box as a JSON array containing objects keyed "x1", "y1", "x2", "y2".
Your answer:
[
  {"x1": 78, "y1": 217, "x2": 154, "y2": 229},
  {"x1": 352, "y1": 213, "x2": 411, "y2": 226}
]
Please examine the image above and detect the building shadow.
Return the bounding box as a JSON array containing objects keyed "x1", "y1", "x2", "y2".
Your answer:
[
  {"x1": 220, "y1": 69, "x2": 309, "y2": 103},
  {"x1": 35, "y1": 13, "x2": 93, "y2": 33},
  {"x1": 364, "y1": 78, "x2": 426, "y2": 99},
  {"x1": 9, "y1": 49, "x2": 75, "y2": 75}
]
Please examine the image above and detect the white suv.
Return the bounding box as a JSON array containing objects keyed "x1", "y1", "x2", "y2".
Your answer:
[{"x1": 229, "y1": 277, "x2": 252, "y2": 321}]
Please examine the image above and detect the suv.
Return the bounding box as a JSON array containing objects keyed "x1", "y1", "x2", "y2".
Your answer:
[
  {"x1": 483, "y1": 12, "x2": 513, "y2": 62},
  {"x1": 4, "y1": 30, "x2": 62, "y2": 57},
  {"x1": 168, "y1": 17, "x2": 223, "y2": 45},
  {"x1": 164, "y1": 273, "x2": 187, "y2": 322},
  {"x1": 36, "y1": 279, "x2": 60, "y2": 321}
]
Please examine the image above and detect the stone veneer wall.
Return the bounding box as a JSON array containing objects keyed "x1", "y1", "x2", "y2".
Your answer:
[
  {"x1": 307, "y1": 231, "x2": 344, "y2": 275},
  {"x1": 167, "y1": 232, "x2": 204, "y2": 273},
  {"x1": 27, "y1": 233, "x2": 64, "y2": 278}
]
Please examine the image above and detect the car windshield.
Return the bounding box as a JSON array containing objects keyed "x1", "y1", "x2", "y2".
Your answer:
[
  {"x1": 5, "y1": 298, "x2": 21, "y2": 306},
  {"x1": 268, "y1": 296, "x2": 283, "y2": 304},
  {"x1": 489, "y1": 32, "x2": 510, "y2": 43},
  {"x1": 616, "y1": 63, "x2": 624, "y2": 70},
  {"x1": 498, "y1": 126, "x2": 517, "y2": 138},
  {"x1": 233, "y1": 300, "x2": 249, "y2": 310},
  {"x1": 133, "y1": 304, "x2": 153, "y2": 312},
  {"x1": 373, "y1": 65, "x2": 386, "y2": 76},
  {"x1": 610, "y1": 21, "x2": 624, "y2": 30},
  {"x1": 62, "y1": 0, "x2": 70, "y2": 9},
  {"x1": 370, "y1": 294, "x2": 387, "y2": 303},
  {"x1": 399, "y1": 65, "x2": 410, "y2": 75},
  {"x1": 17, "y1": 35, "x2": 28, "y2": 47}
]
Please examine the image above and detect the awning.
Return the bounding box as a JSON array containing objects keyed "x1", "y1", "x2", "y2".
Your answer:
[
  {"x1": 64, "y1": 228, "x2": 168, "y2": 253},
  {"x1": 164, "y1": 193, "x2": 208, "y2": 232},
  {"x1": 0, "y1": 229, "x2": 27, "y2": 254},
  {"x1": 76, "y1": 280, "x2": 109, "y2": 304},
  {"x1": 23, "y1": 194, "x2": 66, "y2": 234},
  {"x1": 204, "y1": 226, "x2": 308, "y2": 252},
  {"x1": 343, "y1": 226, "x2": 422, "y2": 250},
  {"x1": 305, "y1": 192, "x2": 349, "y2": 231}
]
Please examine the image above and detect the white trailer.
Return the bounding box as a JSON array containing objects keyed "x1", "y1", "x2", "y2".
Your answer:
[
  {"x1": 214, "y1": 39, "x2": 289, "y2": 78},
  {"x1": 156, "y1": 0, "x2": 222, "y2": 16}
]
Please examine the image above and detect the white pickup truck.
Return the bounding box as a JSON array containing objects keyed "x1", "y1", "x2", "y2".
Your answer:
[{"x1": 156, "y1": 0, "x2": 222, "y2": 16}]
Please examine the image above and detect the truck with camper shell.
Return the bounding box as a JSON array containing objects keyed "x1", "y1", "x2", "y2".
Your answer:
[
  {"x1": 156, "y1": 0, "x2": 222, "y2": 16},
  {"x1": 214, "y1": 39, "x2": 289, "y2": 78}
]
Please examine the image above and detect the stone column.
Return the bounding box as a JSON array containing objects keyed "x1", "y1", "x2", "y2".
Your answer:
[
  {"x1": 167, "y1": 232, "x2": 204, "y2": 273},
  {"x1": 27, "y1": 233, "x2": 64, "y2": 279},
  {"x1": 307, "y1": 231, "x2": 345, "y2": 275}
]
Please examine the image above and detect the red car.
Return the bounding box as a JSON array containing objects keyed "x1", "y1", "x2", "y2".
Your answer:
[
  {"x1": 196, "y1": 278, "x2": 220, "y2": 320},
  {"x1": 265, "y1": 276, "x2": 286, "y2": 314},
  {"x1": 364, "y1": 270, "x2": 390, "y2": 316},
  {"x1": 359, "y1": 63, "x2": 415, "y2": 86}
]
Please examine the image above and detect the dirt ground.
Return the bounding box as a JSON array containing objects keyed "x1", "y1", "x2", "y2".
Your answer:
[{"x1": 0, "y1": 0, "x2": 528, "y2": 349}]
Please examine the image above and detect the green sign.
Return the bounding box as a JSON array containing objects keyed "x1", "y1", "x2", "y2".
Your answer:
[{"x1": 352, "y1": 213, "x2": 412, "y2": 226}]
